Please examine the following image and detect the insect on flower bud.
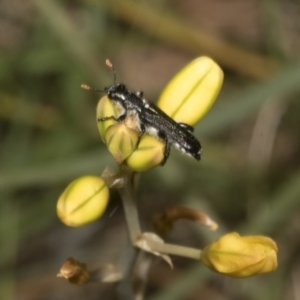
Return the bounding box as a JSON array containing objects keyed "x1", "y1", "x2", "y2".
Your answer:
[
  {"x1": 57, "y1": 176, "x2": 109, "y2": 227},
  {"x1": 200, "y1": 232, "x2": 278, "y2": 278},
  {"x1": 90, "y1": 57, "x2": 223, "y2": 169}
]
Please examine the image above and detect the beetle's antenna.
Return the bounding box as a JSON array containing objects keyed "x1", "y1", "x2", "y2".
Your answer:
[
  {"x1": 81, "y1": 59, "x2": 116, "y2": 92},
  {"x1": 105, "y1": 59, "x2": 117, "y2": 84},
  {"x1": 81, "y1": 84, "x2": 104, "y2": 93}
]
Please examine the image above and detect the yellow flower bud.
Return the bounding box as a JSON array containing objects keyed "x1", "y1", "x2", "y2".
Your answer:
[
  {"x1": 200, "y1": 232, "x2": 278, "y2": 278},
  {"x1": 57, "y1": 176, "x2": 109, "y2": 227},
  {"x1": 96, "y1": 96, "x2": 119, "y2": 141},
  {"x1": 157, "y1": 56, "x2": 223, "y2": 126},
  {"x1": 126, "y1": 135, "x2": 165, "y2": 172},
  {"x1": 105, "y1": 123, "x2": 139, "y2": 164}
]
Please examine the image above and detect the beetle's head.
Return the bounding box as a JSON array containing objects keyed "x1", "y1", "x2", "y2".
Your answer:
[{"x1": 104, "y1": 83, "x2": 127, "y2": 100}]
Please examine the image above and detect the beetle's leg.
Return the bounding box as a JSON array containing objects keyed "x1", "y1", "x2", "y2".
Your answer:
[
  {"x1": 178, "y1": 122, "x2": 194, "y2": 133},
  {"x1": 98, "y1": 116, "x2": 118, "y2": 122},
  {"x1": 135, "y1": 123, "x2": 145, "y2": 148},
  {"x1": 140, "y1": 123, "x2": 145, "y2": 136},
  {"x1": 156, "y1": 131, "x2": 170, "y2": 166},
  {"x1": 98, "y1": 113, "x2": 126, "y2": 123},
  {"x1": 160, "y1": 139, "x2": 170, "y2": 166}
]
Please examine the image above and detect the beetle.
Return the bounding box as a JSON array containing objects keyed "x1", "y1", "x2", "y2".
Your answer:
[{"x1": 81, "y1": 59, "x2": 201, "y2": 165}]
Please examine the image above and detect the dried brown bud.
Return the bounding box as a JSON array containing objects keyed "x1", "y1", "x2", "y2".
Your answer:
[
  {"x1": 57, "y1": 257, "x2": 89, "y2": 285},
  {"x1": 153, "y1": 206, "x2": 218, "y2": 236}
]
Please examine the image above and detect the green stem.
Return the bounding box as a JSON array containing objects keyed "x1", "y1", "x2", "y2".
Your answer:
[
  {"x1": 116, "y1": 166, "x2": 141, "y2": 299},
  {"x1": 116, "y1": 235, "x2": 138, "y2": 300},
  {"x1": 118, "y1": 166, "x2": 142, "y2": 243},
  {"x1": 142, "y1": 238, "x2": 201, "y2": 260}
]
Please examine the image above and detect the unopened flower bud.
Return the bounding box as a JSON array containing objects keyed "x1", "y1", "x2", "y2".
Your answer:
[
  {"x1": 200, "y1": 232, "x2": 278, "y2": 278},
  {"x1": 57, "y1": 176, "x2": 109, "y2": 227},
  {"x1": 57, "y1": 257, "x2": 89, "y2": 285},
  {"x1": 157, "y1": 56, "x2": 223, "y2": 126}
]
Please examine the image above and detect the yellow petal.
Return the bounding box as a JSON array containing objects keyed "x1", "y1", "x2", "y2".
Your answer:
[
  {"x1": 126, "y1": 135, "x2": 165, "y2": 172},
  {"x1": 157, "y1": 57, "x2": 223, "y2": 126},
  {"x1": 242, "y1": 235, "x2": 278, "y2": 251},
  {"x1": 57, "y1": 176, "x2": 109, "y2": 227},
  {"x1": 105, "y1": 123, "x2": 139, "y2": 164},
  {"x1": 96, "y1": 96, "x2": 120, "y2": 141}
]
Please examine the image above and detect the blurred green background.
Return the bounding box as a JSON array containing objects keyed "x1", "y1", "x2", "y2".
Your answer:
[{"x1": 1, "y1": 0, "x2": 300, "y2": 299}]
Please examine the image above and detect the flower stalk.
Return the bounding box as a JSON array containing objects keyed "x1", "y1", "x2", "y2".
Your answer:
[
  {"x1": 118, "y1": 165, "x2": 203, "y2": 261},
  {"x1": 118, "y1": 166, "x2": 142, "y2": 243},
  {"x1": 141, "y1": 237, "x2": 202, "y2": 260}
]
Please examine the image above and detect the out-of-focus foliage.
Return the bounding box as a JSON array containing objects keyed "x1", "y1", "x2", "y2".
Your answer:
[{"x1": 1, "y1": 0, "x2": 300, "y2": 299}]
